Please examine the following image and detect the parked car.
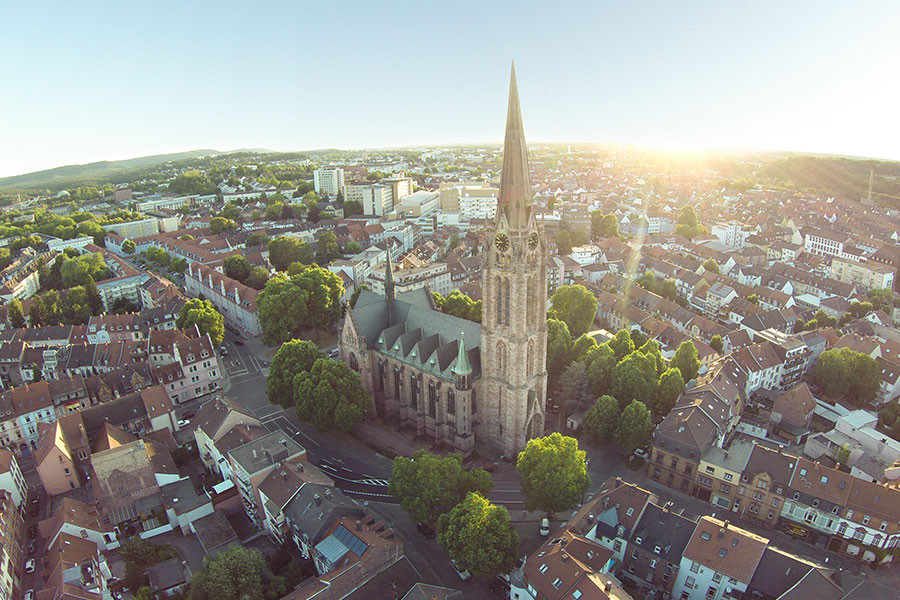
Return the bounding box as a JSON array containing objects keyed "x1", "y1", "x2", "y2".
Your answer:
[
  {"x1": 327, "y1": 348, "x2": 339, "y2": 358},
  {"x1": 25, "y1": 558, "x2": 35, "y2": 573},
  {"x1": 219, "y1": 346, "x2": 229, "y2": 356},
  {"x1": 540, "y1": 517, "x2": 550, "y2": 536},
  {"x1": 416, "y1": 522, "x2": 435, "y2": 539},
  {"x1": 450, "y1": 559, "x2": 471, "y2": 580},
  {"x1": 632, "y1": 447, "x2": 649, "y2": 460},
  {"x1": 177, "y1": 419, "x2": 191, "y2": 428},
  {"x1": 233, "y1": 339, "x2": 244, "y2": 346}
]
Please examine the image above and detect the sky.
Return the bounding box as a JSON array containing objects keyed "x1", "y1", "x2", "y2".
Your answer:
[{"x1": 2, "y1": 1, "x2": 900, "y2": 177}]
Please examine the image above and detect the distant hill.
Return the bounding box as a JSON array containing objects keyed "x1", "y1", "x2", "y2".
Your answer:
[{"x1": 0, "y1": 149, "x2": 221, "y2": 191}]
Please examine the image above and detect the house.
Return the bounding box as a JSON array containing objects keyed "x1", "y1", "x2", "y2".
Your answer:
[
  {"x1": 621, "y1": 501, "x2": 695, "y2": 597},
  {"x1": 258, "y1": 460, "x2": 334, "y2": 542},
  {"x1": 192, "y1": 396, "x2": 262, "y2": 478},
  {"x1": 159, "y1": 478, "x2": 214, "y2": 536},
  {"x1": 0, "y1": 449, "x2": 27, "y2": 508},
  {"x1": 671, "y1": 516, "x2": 768, "y2": 600},
  {"x1": 770, "y1": 383, "x2": 816, "y2": 442},
  {"x1": 0, "y1": 490, "x2": 23, "y2": 600},
  {"x1": 147, "y1": 556, "x2": 190, "y2": 598},
  {"x1": 34, "y1": 414, "x2": 90, "y2": 495},
  {"x1": 284, "y1": 483, "x2": 365, "y2": 561},
  {"x1": 39, "y1": 497, "x2": 118, "y2": 553}
]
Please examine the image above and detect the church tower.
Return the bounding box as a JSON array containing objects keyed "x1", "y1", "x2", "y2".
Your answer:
[{"x1": 478, "y1": 63, "x2": 548, "y2": 457}]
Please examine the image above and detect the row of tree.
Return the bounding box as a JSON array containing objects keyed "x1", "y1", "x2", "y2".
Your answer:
[
  {"x1": 267, "y1": 339, "x2": 370, "y2": 431},
  {"x1": 257, "y1": 265, "x2": 345, "y2": 345},
  {"x1": 431, "y1": 290, "x2": 482, "y2": 322},
  {"x1": 223, "y1": 255, "x2": 270, "y2": 290}
]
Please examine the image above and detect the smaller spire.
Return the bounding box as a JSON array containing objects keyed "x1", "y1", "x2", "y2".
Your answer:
[
  {"x1": 384, "y1": 242, "x2": 394, "y2": 302},
  {"x1": 452, "y1": 332, "x2": 472, "y2": 376}
]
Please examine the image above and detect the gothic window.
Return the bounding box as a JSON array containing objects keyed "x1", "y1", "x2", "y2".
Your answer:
[
  {"x1": 393, "y1": 368, "x2": 401, "y2": 398},
  {"x1": 447, "y1": 388, "x2": 456, "y2": 416},
  {"x1": 349, "y1": 353, "x2": 359, "y2": 372},
  {"x1": 497, "y1": 343, "x2": 507, "y2": 379},
  {"x1": 503, "y1": 278, "x2": 510, "y2": 326},
  {"x1": 526, "y1": 340, "x2": 534, "y2": 377},
  {"x1": 495, "y1": 275, "x2": 503, "y2": 325},
  {"x1": 410, "y1": 375, "x2": 419, "y2": 410},
  {"x1": 428, "y1": 382, "x2": 437, "y2": 418},
  {"x1": 471, "y1": 389, "x2": 477, "y2": 414}
]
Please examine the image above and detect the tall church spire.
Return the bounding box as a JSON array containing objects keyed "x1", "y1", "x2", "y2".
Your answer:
[
  {"x1": 384, "y1": 242, "x2": 394, "y2": 302},
  {"x1": 498, "y1": 61, "x2": 531, "y2": 228}
]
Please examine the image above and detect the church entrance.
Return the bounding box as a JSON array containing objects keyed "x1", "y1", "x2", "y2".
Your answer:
[{"x1": 526, "y1": 412, "x2": 544, "y2": 441}]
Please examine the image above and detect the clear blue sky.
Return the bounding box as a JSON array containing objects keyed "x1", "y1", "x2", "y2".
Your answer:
[{"x1": 2, "y1": 1, "x2": 899, "y2": 177}]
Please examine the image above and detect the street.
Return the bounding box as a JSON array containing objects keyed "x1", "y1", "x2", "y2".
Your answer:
[{"x1": 212, "y1": 335, "x2": 890, "y2": 597}]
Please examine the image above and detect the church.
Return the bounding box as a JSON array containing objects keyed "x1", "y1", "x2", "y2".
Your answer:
[{"x1": 337, "y1": 64, "x2": 548, "y2": 457}]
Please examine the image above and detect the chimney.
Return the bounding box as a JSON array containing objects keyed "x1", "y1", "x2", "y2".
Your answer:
[
  {"x1": 314, "y1": 494, "x2": 321, "y2": 506},
  {"x1": 252, "y1": 449, "x2": 257, "y2": 458},
  {"x1": 324, "y1": 488, "x2": 332, "y2": 499},
  {"x1": 718, "y1": 528, "x2": 726, "y2": 539},
  {"x1": 723, "y1": 520, "x2": 730, "y2": 529},
  {"x1": 604, "y1": 581, "x2": 612, "y2": 592},
  {"x1": 615, "y1": 477, "x2": 622, "y2": 488},
  {"x1": 355, "y1": 520, "x2": 362, "y2": 532},
  {"x1": 561, "y1": 552, "x2": 569, "y2": 562}
]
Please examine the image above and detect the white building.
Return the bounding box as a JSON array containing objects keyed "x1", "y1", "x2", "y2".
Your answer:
[
  {"x1": 397, "y1": 191, "x2": 440, "y2": 217},
  {"x1": 314, "y1": 167, "x2": 345, "y2": 198},
  {"x1": 710, "y1": 222, "x2": 745, "y2": 250},
  {"x1": 345, "y1": 183, "x2": 394, "y2": 216},
  {"x1": 0, "y1": 450, "x2": 27, "y2": 508},
  {"x1": 368, "y1": 261, "x2": 451, "y2": 297},
  {"x1": 100, "y1": 217, "x2": 160, "y2": 239},
  {"x1": 46, "y1": 236, "x2": 93, "y2": 253}
]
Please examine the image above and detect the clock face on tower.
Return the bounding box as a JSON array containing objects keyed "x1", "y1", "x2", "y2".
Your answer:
[
  {"x1": 528, "y1": 232, "x2": 539, "y2": 250},
  {"x1": 495, "y1": 233, "x2": 510, "y2": 252}
]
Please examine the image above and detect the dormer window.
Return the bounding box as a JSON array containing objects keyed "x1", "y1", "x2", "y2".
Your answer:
[
  {"x1": 654, "y1": 545, "x2": 661, "y2": 554},
  {"x1": 539, "y1": 564, "x2": 548, "y2": 574},
  {"x1": 635, "y1": 537, "x2": 643, "y2": 545}
]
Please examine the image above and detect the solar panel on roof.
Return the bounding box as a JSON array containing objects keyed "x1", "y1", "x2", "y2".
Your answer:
[{"x1": 333, "y1": 524, "x2": 368, "y2": 557}]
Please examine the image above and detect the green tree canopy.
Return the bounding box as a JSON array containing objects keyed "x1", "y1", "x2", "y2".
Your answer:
[
  {"x1": 120, "y1": 540, "x2": 179, "y2": 592},
  {"x1": 60, "y1": 253, "x2": 109, "y2": 288},
  {"x1": 559, "y1": 361, "x2": 591, "y2": 412},
  {"x1": 294, "y1": 358, "x2": 371, "y2": 431},
  {"x1": 702, "y1": 258, "x2": 719, "y2": 273},
  {"x1": 571, "y1": 227, "x2": 589, "y2": 247},
  {"x1": 546, "y1": 318, "x2": 573, "y2": 386},
  {"x1": 344, "y1": 240, "x2": 362, "y2": 255},
  {"x1": 550, "y1": 284, "x2": 598, "y2": 337},
  {"x1": 246, "y1": 232, "x2": 270, "y2": 247},
  {"x1": 267, "y1": 340, "x2": 323, "y2": 408},
  {"x1": 389, "y1": 450, "x2": 494, "y2": 523},
  {"x1": 655, "y1": 367, "x2": 685, "y2": 417},
  {"x1": 583, "y1": 342, "x2": 616, "y2": 398},
  {"x1": 600, "y1": 213, "x2": 619, "y2": 238},
  {"x1": 671, "y1": 340, "x2": 700, "y2": 382},
  {"x1": 246, "y1": 266, "x2": 270, "y2": 290},
  {"x1": 224, "y1": 255, "x2": 251, "y2": 282},
  {"x1": 810, "y1": 348, "x2": 880, "y2": 406},
  {"x1": 209, "y1": 217, "x2": 238, "y2": 235},
  {"x1": 516, "y1": 432, "x2": 590, "y2": 514},
  {"x1": 608, "y1": 328, "x2": 635, "y2": 362},
  {"x1": 176, "y1": 298, "x2": 225, "y2": 345},
  {"x1": 190, "y1": 545, "x2": 284, "y2": 600},
  {"x1": 121, "y1": 239, "x2": 136, "y2": 254},
  {"x1": 616, "y1": 400, "x2": 653, "y2": 453},
  {"x1": 867, "y1": 288, "x2": 894, "y2": 311},
  {"x1": 315, "y1": 231, "x2": 342, "y2": 264},
  {"x1": 437, "y1": 492, "x2": 519, "y2": 579},
  {"x1": 571, "y1": 333, "x2": 598, "y2": 364},
  {"x1": 7, "y1": 300, "x2": 24, "y2": 328},
  {"x1": 584, "y1": 395, "x2": 619, "y2": 445},
  {"x1": 710, "y1": 335, "x2": 724, "y2": 354},
  {"x1": 343, "y1": 200, "x2": 363, "y2": 217},
  {"x1": 611, "y1": 351, "x2": 658, "y2": 410},
  {"x1": 556, "y1": 229, "x2": 573, "y2": 255},
  {"x1": 257, "y1": 266, "x2": 344, "y2": 345},
  {"x1": 268, "y1": 236, "x2": 310, "y2": 271}
]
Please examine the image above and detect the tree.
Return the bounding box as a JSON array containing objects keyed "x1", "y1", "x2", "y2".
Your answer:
[
  {"x1": 349, "y1": 284, "x2": 370, "y2": 308},
  {"x1": 608, "y1": 328, "x2": 635, "y2": 362},
  {"x1": 209, "y1": 217, "x2": 238, "y2": 235},
  {"x1": 267, "y1": 340, "x2": 322, "y2": 408},
  {"x1": 61, "y1": 253, "x2": 108, "y2": 288},
  {"x1": 600, "y1": 213, "x2": 619, "y2": 238},
  {"x1": 583, "y1": 343, "x2": 615, "y2": 397},
  {"x1": 571, "y1": 227, "x2": 589, "y2": 247},
  {"x1": 343, "y1": 200, "x2": 363, "y2": 216},
  {"x1": 836, "y1": 444, "x2": 851, "y2": 469},
  {"x1": 257, "y1": 266, "x2": 344, "y2": 344},
  {"x1": 616, "y1": 400, "x2": 652, "y2": 453},
  {"x1": 571, "y1": 333, "x2": 598, "y2": 364},
  {"x1": 611, "y1": 351, "x2": 658, "y2": 410},
  {"x1": 268, "y1": 236, "x2": 304, "y2": 271},
  {"x1": 746, "y1": 294, "x2": 759, "y2": 305},
  {"x1": 549, "y1": 285, "x2": 598, "y2": 337},
  {"x1": 437, "y1": 492, "x2": 519, "y2": 579},
  {"x1": 121, "y1": 239, "x2": 136, "y2": 254},
  {"x1": 556, "y1": 229, "x2": 573, "y2": 255},
  {"x1": 8, "y1": 300, "x2": 24, "y2": 328},
  {"x1": 246, "y1": 232, "x2": 269, "y2": 247},
  {"x1": 671, "y1": 340, "x2": 700, "y2": 382},
  {"x1": 702, "y1": 258, "x2": 719, "y2": 274},
  {"x1": 630, "y1": 329, "x2": 648, "y2": 349},
  {"x1": 638, "y1": 339, "x2": 664, "y2": 375},
  {"x1": 867, "y1": 288, "x2": 894, "y2": 312},
  {"x1": 84, "y1": 277, "x2": 104, "y2": 315},
  {"x1": 315, "y1": 231, "x2": 341, "y2": 264},
  {"x1": 590, "y1": 210, "x2": 605, "y2": 239},
  {"x1": 655, "y1": 368, "x2": 685, "y2": 417},
  {"x1": 120, "y1": 540, "x2": 179, "y2": 592},
  {"x1": 810, "y1": 348, "x2": 880, "y2": 406},
  {"x1": 389, "y1": 450, "x2": 493, "y2": 523},
  {"x1": 176, "y1": 299, "x2": 225, "y2": 345},
  {"x1": 674, "y1": 205, "x2": 705, "y2": 240},
  {"x1": 344, "y1": 240, "x2": 362, "y2": 255},
  {"x1": 710, "y1": 335, "x2": 724, "y2": 354},
  {"x1": 559, "y1": 362, "x2": 591, "y2": 412},
  {"x1": 224, "y1": 255, "x2": 251, "y2": 282},
  {"x1": 584, "y1": 395, "x2": 619, "y2": 445},
  {"x1": 546, "y1": 318, "x2": 573, "y2": 386},
  {"x1": 190, "y1": 545, "x2": 283, "y2": 600},
  {"x1": 294, "y1": 358, "x2": 371, "y2": 431},
  {"x1": 516, "y1": 432, "x2": 590, "y2": 515},
  {"x1": 29, "y1": 296, "x2": 47, "y2": 327},
  {"x1": 849, "y1": 301, "x2": 874, "y2": 318}
]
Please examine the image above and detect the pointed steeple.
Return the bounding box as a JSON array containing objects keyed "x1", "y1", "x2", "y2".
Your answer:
[
  {"x1": 498, "y1": 61, "x2": 531, "y2": 228},
  {"x1": 384, "y1": 242, "x2": 394, "y2": 302},
  {"x1": 452, "y1": 332, "x2": 472, "y2": 376}
]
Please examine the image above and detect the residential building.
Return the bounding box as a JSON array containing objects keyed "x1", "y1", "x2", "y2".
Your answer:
[
  {"x1": 829, "y1": 256, "x2": 894, "y2": 291},
  {"x1": 367, "y1": 260, "x2": 452, "y2": 297},
  {"x1": 100, "y1": 217, "x2": 160, "y2": 239},
  {"x1": 314, "y1": 167, "x2": 345, "y2": 197},
  {"x1": 34, "y1": 413, "x2": 90, "y2": 495},
  {"x1": 257, "y1": 460, "x2": 334, "y2": 542},
  {"x1": 185, "y1": 262, "x2": 261, "y2": 336},
  {"x1": 671, "y1": 516, "x2": 768, "y2": 600},
  {"x1": 283, "y1": 483, "x2": 364, "y2": 561},
  {"x1": 0, "y1": 450, "x2": 26, "y2": 509},
  {"x1": 382, "y1": 175, "x2": 414, "y2": 204},
  {"x1": 0, "y1": 491, "x2": 22, "y2": 600},
  {"x1": 192, "y1": 396, "x2": 262, "y2": 478},
  {"x1": 345, "y1": 183, "x2": 393, "y2": 216}
]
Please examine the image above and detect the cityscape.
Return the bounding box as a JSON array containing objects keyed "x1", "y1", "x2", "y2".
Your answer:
[{"x1": 3, "y1": 3, "x2": 900, "y2": 600}]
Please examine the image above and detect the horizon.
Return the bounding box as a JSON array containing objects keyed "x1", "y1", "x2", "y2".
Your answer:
[{"x1": 3, "y1": 1, "x2": 900, "y2": 178}]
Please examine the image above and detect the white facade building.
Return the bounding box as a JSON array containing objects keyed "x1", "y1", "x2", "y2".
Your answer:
[{"x1": 314, "y1": 167, "x2": 345, "y2": 198}]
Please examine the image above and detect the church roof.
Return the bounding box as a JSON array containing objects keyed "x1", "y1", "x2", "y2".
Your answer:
[{"x1": 350, "y1": 288, "x2": 481, "y2": 381}]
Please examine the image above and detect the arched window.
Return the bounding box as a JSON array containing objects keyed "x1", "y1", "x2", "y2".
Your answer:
[
  {"x1": 495, "y1": 275, "x2": 504, "y2": 325},
  {"x1": 526, "y1": 340, "x2": 534, "y2": 377},
  {"x1": 428, "y1": 382, "x2": 437, "y2": 418},
  {"x1": 471, "y1": 389, "x2": 477, "y2": 414},
  {"x1": 503, "y1": 278, "x2": 510, "y2": 326},
  {"x1": 349, "y1": 353, "x2": 359, "y2": 372},
  {"x1": 447, "y1": 388, "x2": 456, "y2": 416}
]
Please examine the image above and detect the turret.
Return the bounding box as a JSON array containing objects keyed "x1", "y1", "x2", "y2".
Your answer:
[{"x1": 452, "y1": 332, "x2": 472, "y2": 390}]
